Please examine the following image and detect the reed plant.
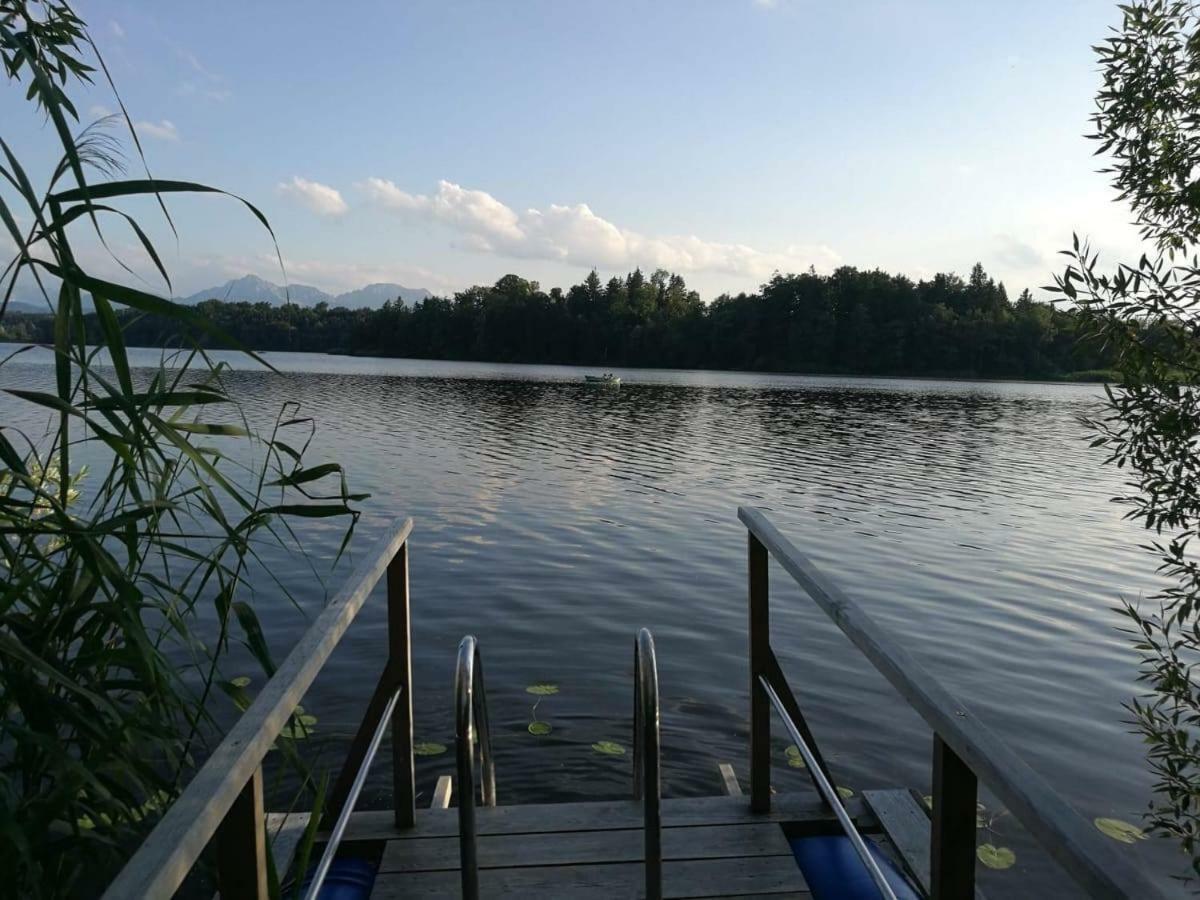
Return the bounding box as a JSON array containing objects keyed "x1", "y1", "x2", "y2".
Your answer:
[{"x1": 1, "y1": 3, "x2": 361, "y2": 895}]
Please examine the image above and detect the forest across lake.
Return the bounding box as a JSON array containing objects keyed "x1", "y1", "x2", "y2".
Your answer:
[{"x1": 1, "y1": 263, "x2": 1122, "y2": 381}]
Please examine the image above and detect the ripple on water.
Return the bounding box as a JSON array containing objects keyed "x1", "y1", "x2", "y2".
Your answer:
[{"x1": 0, "y1": 349, "x2": 1180, "y2": 897}]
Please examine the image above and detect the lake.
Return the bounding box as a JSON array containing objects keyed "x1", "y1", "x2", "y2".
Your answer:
[{"x1": 0, "y1": 348, "x2": 1178, "y2": 897}]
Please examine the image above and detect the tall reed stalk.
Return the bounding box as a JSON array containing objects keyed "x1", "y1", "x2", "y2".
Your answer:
[{"x1": 0, "y1": 4, "x2": 361, "y2": 895}]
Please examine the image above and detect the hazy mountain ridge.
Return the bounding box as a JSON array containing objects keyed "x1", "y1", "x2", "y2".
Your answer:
[{"x1": 180, "y1": 275, "x2": 431, "y2": 309}]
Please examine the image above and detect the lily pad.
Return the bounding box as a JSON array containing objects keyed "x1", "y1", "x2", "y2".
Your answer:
[
  {"x1": 230, "y1": 676, "x2": 251, "y2": 688},
  {"x1": 784, "y1": 745, "x2": 807, "y2": 768},
  {"x1": 836, "y1": 786, "x2": 854, "y2": 800},
  {"x1": 528, "y1": 722, "x2": 552, "y2": 736},
  {"x1": 1094, "y1": 817, "x2": 1146, "y2": 844},
  {"x1": 922, "y1": 794, "x2": 933, "y2": 810},
  {"x1": 414, "y1": 741, "x2": 447, "y2": 757},
  {"x1": 592, "y1": 740, "x2": 626, "y2": 756},
  {"x1": 526, "y1": 684, "x2": 559, "y2": 696},
  {"x1": 976, "y1": 844, "x2": 1016, "y2": 869}
]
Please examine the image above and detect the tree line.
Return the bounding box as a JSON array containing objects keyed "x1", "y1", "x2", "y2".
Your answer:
[{"x1": 1, "y1": 263, "x2": 1117, "y2": 379}]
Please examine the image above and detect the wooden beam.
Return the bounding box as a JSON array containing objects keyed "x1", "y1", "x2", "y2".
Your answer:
[
  {"x1": 931, "y1": 735, "x2": 977, "y2": 900},
  {"x1": 215, "y1": 766, "x2": 267, "y2": 900},
  {"x1": 390, "y1": 541, "x2": 416, "y2": 829},
  {"x1": 101, "y1": 518, "x2": 414, "y2": 900},
  {"x1": 749, "y1": 531, "x2": 771, "y2": 814},
  {"x1": 737, "y1": 505, "x2": 1163, "y2": 900},
  {"x1": 764, "y1": 648, "x2": 834, "y2": 794},
  {"x1": 324, "y1": 660, "x2": 400, "y2": 825}
]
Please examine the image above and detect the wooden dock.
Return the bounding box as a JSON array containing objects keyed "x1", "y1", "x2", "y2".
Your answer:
[
  {"x1": 345, "y1": 791, "x2": 916, "y2": 899},
  {"x1": 98, "y1": 510, "x2": 1166, "y2": 900}
]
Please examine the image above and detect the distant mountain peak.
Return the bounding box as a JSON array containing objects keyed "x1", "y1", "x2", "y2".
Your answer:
[{"x1": 180, "y1": 275, "x2": 431, "y2": 309}]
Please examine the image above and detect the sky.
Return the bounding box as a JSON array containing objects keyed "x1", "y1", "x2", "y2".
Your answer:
[{"x1": 2, "y1": 0, "x2": 1149, "y2": 301}]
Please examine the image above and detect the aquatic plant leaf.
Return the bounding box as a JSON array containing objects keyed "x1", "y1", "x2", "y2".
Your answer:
[
  {"x1": 414, "y1": 742, "x2": 447, "y2": 757},
  {"x1": 922, "y1": 795, "x2": 933, "y2": 810},
  {"x1": 976, "y1": 844, "x2": 1016, "y2": 869},
  {"x1": 230, "y1": 676, "x2": 251, "y2": 688},
  {"x1": 592, "y1": 741, "x2": 626, "y2": 756},
  {"x1": 527, "y1": 722, "x2": 552, "y2": 736},
  {"x1": 526, "y1": 684, "x2": 559, "y2": 695},
  {"x1": 787, "y1": 757, "x2": 806, "y2": 769},
  {"x1": 836, "y1": 786, "x2": 854, "y2": 800},
  {"x1": 1094, "y1": 818, "x2": 1146, "y2": 843}
]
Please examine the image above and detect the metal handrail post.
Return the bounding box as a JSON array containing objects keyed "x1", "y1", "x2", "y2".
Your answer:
[{"x1": 455, "y1": 635, "x2": 496, "y2": 900}]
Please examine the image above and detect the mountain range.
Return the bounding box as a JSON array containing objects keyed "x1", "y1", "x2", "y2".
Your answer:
[{"x1": 181, "y1": 275, "x2": 431, "y2": 309}]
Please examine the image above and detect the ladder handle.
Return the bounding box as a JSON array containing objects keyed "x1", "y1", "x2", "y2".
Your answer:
[
  {"x1": 633, "y1": 628, "x2": 663, "y2": 900},
  {"x1": 455, "y1": 635, "x2": 496, "y2": 900}
]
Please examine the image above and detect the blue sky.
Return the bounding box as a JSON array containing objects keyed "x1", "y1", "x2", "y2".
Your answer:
[{"x1": 3, "y1": 0, "x2": 1144, "y2": 300}]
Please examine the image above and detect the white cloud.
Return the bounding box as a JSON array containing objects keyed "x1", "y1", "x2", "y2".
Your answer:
[
  {"x1": 753, "y1": 0, "x2": 779, "y2": 8},
  {"x1": 109, "y1": 21, "x2": 124, "y2": 38},
  {"x1": 361, "y1": 178, "x2": 839, "y2": 279},
  {"x1": 278, "y1": 176, "x2": 349, "y2": 217},
  {"x1": 136, "y1": 119, "x2": 179, "y2": 142},
  {"x1": 89, "y1": 104, "x2": 113, "y2": 119}
]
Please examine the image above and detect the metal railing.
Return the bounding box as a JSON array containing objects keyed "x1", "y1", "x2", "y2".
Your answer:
[
  {"x1": 100, "y1": 517, "x2": 416, "y2": 900},
  {"x1": 302, "y1": 686, "x2": 403, "y2": 900},
  {"x1": 740, "y1": 505, "x2": 1162, "y2": 900},
  {"x1": 759, "y1": 676, "x2": 899, "y2": 900},
  {"x1": 633, "y1": 628, "x2": 663, "y2": 900},
  {"x1": 455, "y1": 634, "x2": 497, "y2": 900}
]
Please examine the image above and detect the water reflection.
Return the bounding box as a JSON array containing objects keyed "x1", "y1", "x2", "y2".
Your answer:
[{"x1": 0, "y1": 350, "x2": 1176, "y2": 897}]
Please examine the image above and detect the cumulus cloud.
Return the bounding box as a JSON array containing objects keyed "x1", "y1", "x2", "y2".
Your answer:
[
  {"x1": 278, "y1": 176, "x2": 349, "y2": 217},
  {"x1": 360, "y1": 178, "x2": 838, "y2": 278},
  {"x1": 137, "y1": 119, "x2": 180, "y2": 142}
]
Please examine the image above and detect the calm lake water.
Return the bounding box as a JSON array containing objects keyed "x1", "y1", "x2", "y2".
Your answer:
[{"x1": 0, "y1": 347, "x2": 1181, "y2": 897}]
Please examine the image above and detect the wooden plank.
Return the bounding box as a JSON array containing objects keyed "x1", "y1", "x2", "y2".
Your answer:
[
  {"x1": 931, "y1": 736, "x2": 977, "y2": 900},
  {"x1": 101, "y1": 518, "x2": 414, "y2": 900},
  {"x1": 379, "y1": 822, "x2": 793, "y2": 873},
  {"x1": 389, "y1": 541, "x2": 416, "y2": 829},
  {"x1": 214, "y1": 767, "x2": 267, "y2": 900},
  {"x1": 719, "y1": 762, "x2": 743, "y2": 797},
  {"x1": 264, "y1": 812, "x2": 312, "y2": 882},
  {"x1": 431, "y1": 775, "x2": 452, "y2": 810},
  {"x1": 371, "y1": 855, "x2": 810, "y2": 899},
  {"x1": 736, "y1": 506, "x2": 1164, "y2": 900},
  {"x1": 862, "y1": 790, "x2": 932, "y2": 894},
  {"x1": 339, "y1": 793, "x2": 849, "y2": 841},
  {"x1": 749, "y1": 531, "x2": 771, "y2": 814}
]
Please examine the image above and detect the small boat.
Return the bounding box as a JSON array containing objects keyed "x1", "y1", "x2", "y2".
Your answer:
[{"x1": 585, "y1": 373, "x2": 621, "y2": 385}]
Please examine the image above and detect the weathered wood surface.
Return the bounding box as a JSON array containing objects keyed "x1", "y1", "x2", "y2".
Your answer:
[
  {"x1": 863, "y1": 789, "x2": 934, "y2": 894},
  {"x1": 863, "y1": 789, "x2": 987, "y2": 900},
  {"x1": 388, "y1": 542, "x2": 416, "y2": 828},
  {"x1": 749, "y1": 532, "x2": 772, "y2": 813},
  {"x1": 737, "y1": 506, "x2": 1163, "y2": 900},
  {"x1": 371, "y1": 856, "x2": 809, "y2": 899},
  {"x1": 931, "y1": 735, "x2": 978, "y2": 900},
  {"x1": 380, "y1": 822, "x2": 792, "y2": 873},
  {"x1": 101, "y1": 518, "x2": 414, "y2": 900},
  {"x1": 214, "y1": 767, "x2": 267, "y2": 900},
  {"x1": 264, "y1": 811, "x2": 312, "y2": 881},
  {"x1": 336, "y1": 793, "x2": 860, "y2": 842}
]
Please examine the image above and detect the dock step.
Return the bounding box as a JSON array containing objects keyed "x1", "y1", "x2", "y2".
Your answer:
[{"x1": 332, "y1": 793, "x2": 880, "y2": 899}]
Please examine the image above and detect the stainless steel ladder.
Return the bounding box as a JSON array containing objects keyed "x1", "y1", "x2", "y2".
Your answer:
[{"x1": 454, "y1": 628, "x2": 662, "y2": 900}]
